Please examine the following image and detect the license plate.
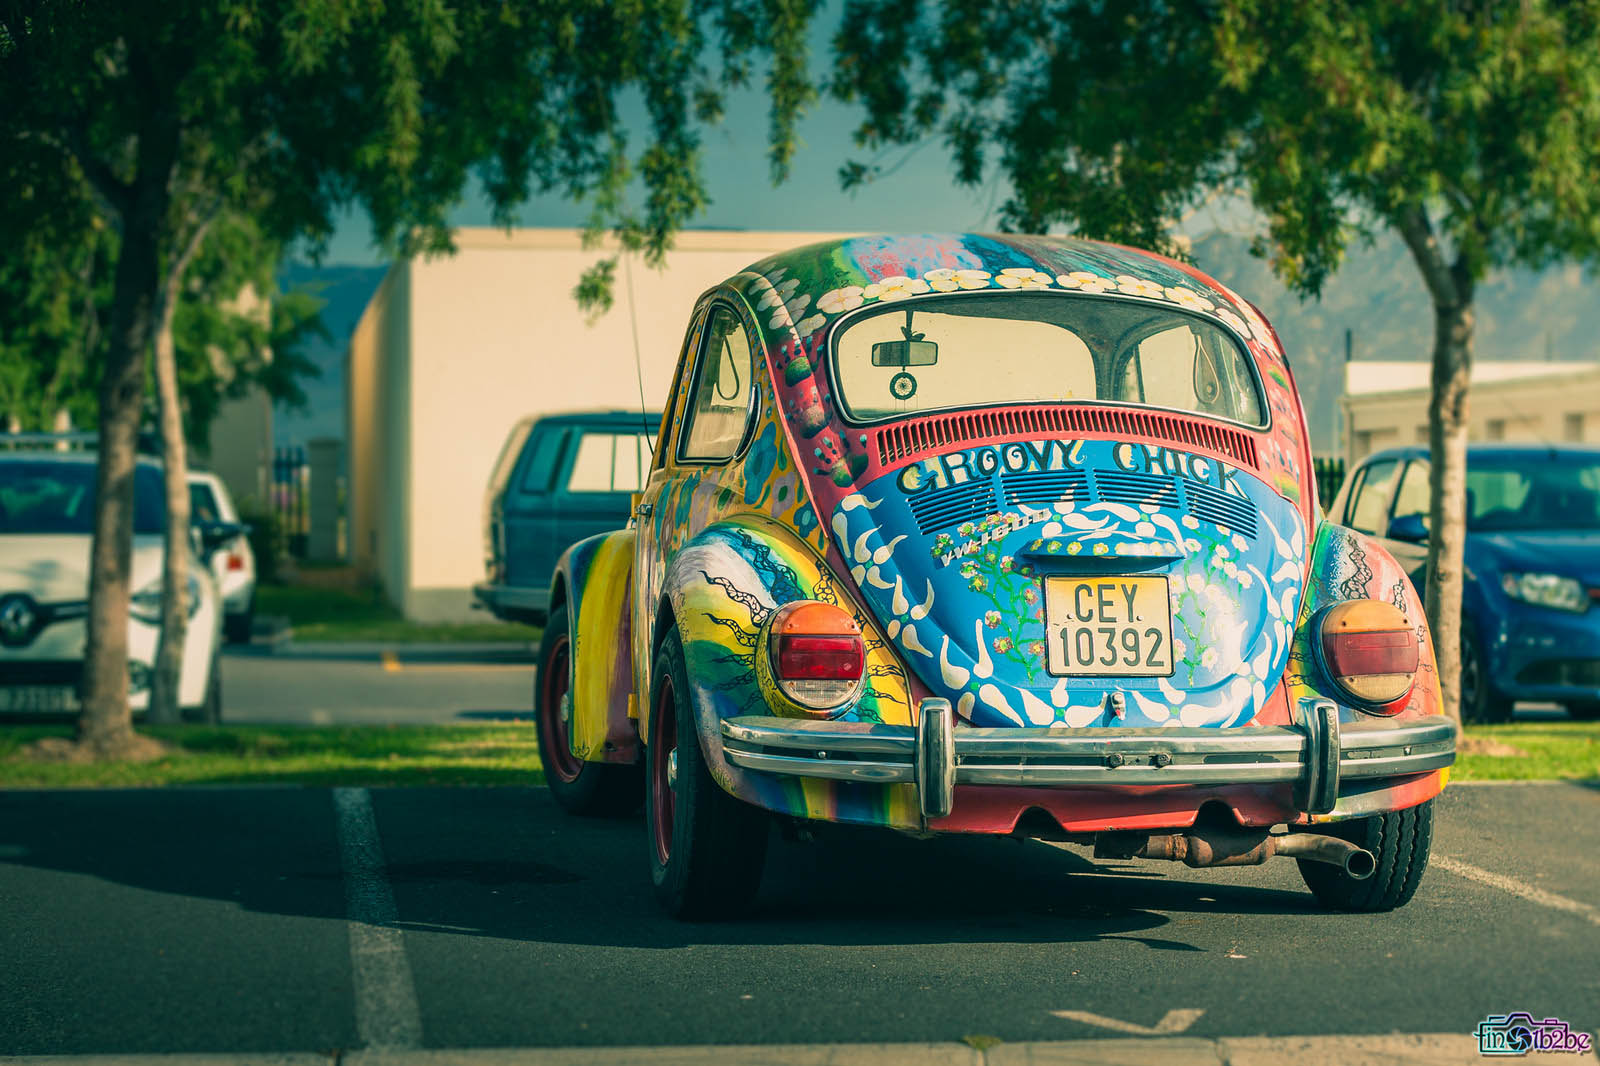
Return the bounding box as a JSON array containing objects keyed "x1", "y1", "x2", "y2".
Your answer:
[
  {"x1": 1044, "y1": 576, "x2": 1173, "y2": 677},
  {"x1": 0, "y1": 686, "x2": 79, "y2": 713}
]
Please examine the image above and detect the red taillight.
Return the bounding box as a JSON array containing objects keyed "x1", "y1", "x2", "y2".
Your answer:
[
  {"x1": 776, "y1": 634, "x2": 864, "y2": 679},
  {"x1": 226, "y1": 552, "x2": 245, "y2": 572},
  {"x1": 1319, "y1": 601, "x2": 1420, "y2": 714},
  {"x1": 764, "y1": 601, "x2": 866, "y2": 714}
]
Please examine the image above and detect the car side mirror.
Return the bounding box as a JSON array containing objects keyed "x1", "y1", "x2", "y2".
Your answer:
[
  {"x1": 195, "y1": 520, "x2": 250, "y2": 558},
  {"x1": 1386, "y1": 513, "x2": 1428, "y2": 543}
]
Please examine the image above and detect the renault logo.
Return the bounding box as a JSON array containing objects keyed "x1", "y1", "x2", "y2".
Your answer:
[{"x1": 0, "y1": 593, "x2": 40, "y2": 648}]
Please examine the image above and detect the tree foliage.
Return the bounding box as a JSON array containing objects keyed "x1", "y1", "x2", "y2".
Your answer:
[
  {"x1": 832, "y1": 0, "x2": 1600, "y2": 719},
  {"x1": 1, "y1": 0, "x2": 818, "y2": 752}
]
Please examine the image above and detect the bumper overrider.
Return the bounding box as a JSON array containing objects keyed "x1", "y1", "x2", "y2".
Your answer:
[{"x1": 721, "y1": 698, "x2": 1457, "y2": 821}]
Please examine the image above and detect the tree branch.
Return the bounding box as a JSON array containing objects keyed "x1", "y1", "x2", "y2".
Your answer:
[
  {"x1": 1394, "y1": 205, "x2": 1461, "y2": 309},
  {"x1": 62, "y1": 123, "x2": 133, "y2": 217}
]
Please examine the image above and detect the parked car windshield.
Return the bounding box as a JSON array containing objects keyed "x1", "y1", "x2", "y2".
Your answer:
[
  {"x1": 0, "y1": 459, "x2": 165, "y2": 535},
  {"x1": 1467, "y1": 452, "x2": 1600, "y2": 531},
  {"x1": 830, "y1": 293, "x2": 1265, "y2": 427}
]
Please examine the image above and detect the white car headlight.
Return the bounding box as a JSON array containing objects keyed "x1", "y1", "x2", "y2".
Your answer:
[
  {"x1": 130, "y1": 576, "x2": 203, "y2": 623},
  {"x1": 1500, "y1": 571, "x2": 1588, "y2": 613}
]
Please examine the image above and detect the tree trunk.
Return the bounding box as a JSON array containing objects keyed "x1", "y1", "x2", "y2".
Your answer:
[
  {"x1": 78, "y1": 200, "x2": 163, "y2": 756},
  {"x1": 147, "y1": 269, "x2": 192, "y2": 723},
  {"x1": 1396, "y1": 206, "x2": 1473, "y2": 723},
  {"x1": 147, "y1": 214, "x2": 214, "y2": 724},
  {"x1": 1425, "y1": 297, "x2": 1473, "y2": 723}
]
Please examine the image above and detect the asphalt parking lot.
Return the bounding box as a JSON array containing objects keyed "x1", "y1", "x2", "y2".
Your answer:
[{"x1": 1, "y1": 777, "x2": 1595, "y2": 1059}]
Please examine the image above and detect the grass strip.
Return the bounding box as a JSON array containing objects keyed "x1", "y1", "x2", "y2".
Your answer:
[{"x1": 0, "y1": 724, "x2": 545, "y2": 788}]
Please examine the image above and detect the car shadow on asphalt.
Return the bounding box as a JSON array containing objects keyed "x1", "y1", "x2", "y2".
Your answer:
[{"x1": 0, "y1": 785, "x2": 1335, "y2": 955}]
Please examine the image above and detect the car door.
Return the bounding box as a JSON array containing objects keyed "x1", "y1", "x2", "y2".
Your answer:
[
  {"x1": 633, "y1": 301, "x2": 760, "y2": 695},
  {"x1": 1382, "y1": 458, "x2": 1432, "y2": 583},
  {"x1": 503, "y1": 422, "x2": 570, "y2": 590},
  {"x1": 554, "y1": 425, "x2": 658, "y2": 549}
]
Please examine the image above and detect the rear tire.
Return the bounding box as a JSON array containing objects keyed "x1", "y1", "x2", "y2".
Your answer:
[
  {"x1": 535, "y1": 602, "x2": 641, "y2": 816},
  {"x1": 1298, "y1": 800, "x2": 1433, "y2": 912},
  {"x1": 1460, "y1": 624, "x2": 1513, "y2": 724},
  {"x1": 224, "y1": 605, "x2": 254, "y2": 645},
  {"x1": 646, "y1": 627, "x2": 768, "y2": 919}
]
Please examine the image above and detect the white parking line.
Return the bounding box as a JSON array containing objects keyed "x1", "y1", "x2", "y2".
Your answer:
[
  {"x1": 333, "y1": 787, "x2": 423, "y2": 1050},
  {"x1": 1433, "y1": 855, "x2": 1600, "y2": 927}
]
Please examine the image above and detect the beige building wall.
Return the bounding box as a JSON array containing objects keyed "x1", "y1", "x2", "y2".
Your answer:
[
  {"x1": 204, "y1": 389, "x2": 273, "y2": 510},
  {"x1": 351, "y1": 227, "x2": 855, "y2": 621},
  {"x1": 1342, "y1": 362, "x2": 1600, "y2": 465}
]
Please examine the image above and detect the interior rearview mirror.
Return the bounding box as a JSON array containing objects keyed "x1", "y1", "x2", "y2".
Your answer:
[
  {"x1": 871, "y1": 339, "x2": 939, "y2": 367},
  {"x1": 1386, "y1": 513, "x2": 1428, "y2": 543},
  {"x1": 195, "y1": 520, "x2": 250, "y2": 558}
]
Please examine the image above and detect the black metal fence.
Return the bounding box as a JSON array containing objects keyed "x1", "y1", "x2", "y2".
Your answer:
[
  {"x1": 1313, "y1": 456, "x2": 1347, "y2": 509},
  {"x1": 272, "y1": 445, "x2": 309, "y2": 558}
]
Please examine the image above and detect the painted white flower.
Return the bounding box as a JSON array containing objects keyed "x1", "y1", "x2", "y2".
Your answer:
[
  {"x1": 1056, "y1": 270, "x2": 1114, "y2": 294},
  {"x1": 1215, "y1": 307, "x2": 1250, "y2": 338},
  {"x1": 1186, "y1": 573, "x2": 1206, "y2": 593},
  {"x1": 1135, "y1": 521, "x2": 1156, "y2": 537},
  {"x1": 1181, "y1": 514, "x2": 1200, "y2": 530},
  {"x1": 795, "y1": 313, "x2": 826, "y2": 336},
  {"x1": 1165, "y1": 286, "x2": 1215, "y2": 313},
  {"x1": 1224, "y1": 561, "x2": 1239, "y2": 579},
  {"x1": 863, "y1": 275, "x2": 930, "y2": 302},
  {"x1": 953, "y1": 268, "x2": 991, "y2": 289},
  {"x1": 925, "y1": 268, "x2": 960, "y2": 292},
  {"x1": 1232, "y1": 533, "x2": 1249, "y2": 553},
  {"x1": 1214, "y1": 545, "x2": 1230, "y2": 560},
  {"x1": 817, "y1": 286, "x2": 865, "y2": 314},
  {"x1": 1238, "y1": 571, "x2": 1254, "y2": 589},
  {"x1": 996, "y1": 267, "x2": 1052, "y2": 289},
  {"x1": 1115, "y1": 274, "x2": 1166, "y2": 299},
  {"x1": 1172, "y1": 638, "x2": 1187, "y2": 660},
  {"x1": 1200, "y1": 647, "x2": 1219, "y2": 670},
  {"x1": 757, "y1": 276, "x2": 800, "y2": 311},
  {"x1": 1184, "y1": 537, "x2": 1201, "y2": 553},
  {"x1": 769, "y1": 291, "x2": 813, "y2": 330}
]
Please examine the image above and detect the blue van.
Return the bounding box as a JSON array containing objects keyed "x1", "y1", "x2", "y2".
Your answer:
[{"x1": 474, "y1": 410, "x2": 661, "y2": 625}]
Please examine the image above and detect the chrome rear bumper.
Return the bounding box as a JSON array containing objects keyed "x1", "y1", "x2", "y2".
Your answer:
[{"x1": 720, "y1": 699, "x2": 1457, "y2": 820}]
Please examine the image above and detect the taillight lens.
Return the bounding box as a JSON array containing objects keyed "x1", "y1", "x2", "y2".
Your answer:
[
  {"x1": 767, "y1": 601, "x2": 865, "y2": 713},
  {"x1": 1318, "y1": 600, "x2": 1419, "y2": 714},
  {"x1": 226, "y1": 552, "x2": 245, "y2": 572}
]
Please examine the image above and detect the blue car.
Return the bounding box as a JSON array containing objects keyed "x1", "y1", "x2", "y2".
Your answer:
[{"x1": 1329, "y1": 444, "x2": 1600, "y2": 722}]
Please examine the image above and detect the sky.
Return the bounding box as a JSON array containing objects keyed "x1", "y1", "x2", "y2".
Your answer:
[{"x1": 316, "y1": 19, "x2": 1020, "y2": 266}]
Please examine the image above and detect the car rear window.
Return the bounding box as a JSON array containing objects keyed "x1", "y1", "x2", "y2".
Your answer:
[
  {"x1": 830, "y1": 293, "x2": 1265, "y2": 428},
  {"x1": 0, "y1": 460, "x2": 164, "y2": 535}
]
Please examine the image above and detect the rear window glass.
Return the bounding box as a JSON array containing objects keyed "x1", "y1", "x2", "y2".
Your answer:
[
  {"x1": 0, "y1": 460, "x2": 164, "y2": 535},
  {"x1": 830, "y1": 293, "x2": 1265, "y2": 427},
  {"x1": 566, "y1": 432, "x2": 655, "y2": 493}
]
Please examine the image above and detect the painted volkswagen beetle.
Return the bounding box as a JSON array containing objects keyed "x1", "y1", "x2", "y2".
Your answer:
[{"x1": 538, "y1": 233, "x2": 1457, "y2": 918}]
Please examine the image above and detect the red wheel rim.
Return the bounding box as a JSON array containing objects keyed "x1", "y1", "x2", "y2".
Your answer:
[
  {"x1": 539, "y1": 635, "x2": 583, "y2": 783},
  {"x1": 651, "y1": 676, "x2": 678, "y2": 866}
]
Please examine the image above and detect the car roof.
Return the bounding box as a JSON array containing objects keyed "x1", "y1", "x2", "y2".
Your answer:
[
  {"x1": 532, "y1": 409, "x2": 662, "y2": 426},
  {"x1": 0, "y1": 450, "x2": 161, "y2": 470},
  {"x1": 1358, "y1": 442, "x2": 1600, "y2": 466},
  {"x1": 730, "y1": 232, "x2": 1277, "y2": 353}
]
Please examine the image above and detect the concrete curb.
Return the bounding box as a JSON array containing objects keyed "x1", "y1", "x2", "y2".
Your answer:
[{"x1": 7, "y1": 1034, "x2": 1599, "y2": 1066}]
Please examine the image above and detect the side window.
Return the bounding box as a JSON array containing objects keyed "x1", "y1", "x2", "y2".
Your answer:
[
  {"x1": 564, "y1": 432, "x2": 657, "y2": 494},
  {"x1": 517, "y1": 428, "x2": 567, "y2": 494},
  {"x1": 1392, "y1": 460, "x2": 1431, "y2": 522},
  {"x1": 1348, "y1": 459, "x2": 1400, "y2": 534},
  {"x1": 679, "y1": 305, "x2": 757, "y2": 462},
  {"x1": 188, "y1": 484, "x2": 221, "y2": 524}
]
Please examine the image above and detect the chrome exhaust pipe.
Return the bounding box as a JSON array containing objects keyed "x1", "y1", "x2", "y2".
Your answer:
[
  {"x1": 1273, "y1": 833, "x2": 1376, "y2": 880},
  {"x1": 1096, "y1": 828, "x2": 1375, "y2": 880}
]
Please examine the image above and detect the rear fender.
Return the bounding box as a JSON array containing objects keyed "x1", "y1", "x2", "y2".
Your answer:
[
  {"x1": 1285, "y1": 520, "x2": 1448, "y2": 822},
  {"x1": 656, "y1": 514, "x2": 920, "y2": 823},
  {"x1": 552, "y1": 530, "x2": 638, "y2": 764}
]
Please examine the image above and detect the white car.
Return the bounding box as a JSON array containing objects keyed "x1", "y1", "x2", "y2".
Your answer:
[
  {"x1": 188, "y1": 469, "x2": 256, "y2": 644},
  {"x1": 0, "y1": 450, "x2": 223, "y2": 721}
]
